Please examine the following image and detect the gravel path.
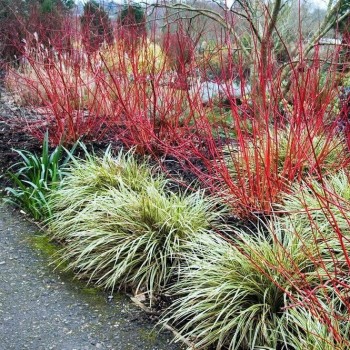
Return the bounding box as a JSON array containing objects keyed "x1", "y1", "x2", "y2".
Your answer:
[{"x1": 0, "y1": 203, "x2": 181, "y2": 350}]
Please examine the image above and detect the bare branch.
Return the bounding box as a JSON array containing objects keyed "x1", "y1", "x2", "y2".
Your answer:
[
  {"x1": 280, "y1": 0, "x2": 350, "y2": 94},
  {"x1": 150, "y1": 1, "x2": 252, "y2": 57}
]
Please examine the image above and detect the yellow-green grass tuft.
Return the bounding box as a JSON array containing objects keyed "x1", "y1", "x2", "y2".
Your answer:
[
  {"x1": 53, "y1": 185, "x2": 227, "y2": 298},
  {"x1": 162, "y1": 219, "x2": 318, "y2": 350}
]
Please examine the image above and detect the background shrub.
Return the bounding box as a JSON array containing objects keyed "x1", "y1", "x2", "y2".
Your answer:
[{"x1": 81, "y1": 0, "x2": 113, "y2": 53}]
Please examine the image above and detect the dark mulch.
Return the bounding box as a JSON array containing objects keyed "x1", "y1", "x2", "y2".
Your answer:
[{"x1": 0, "y1": 86, "x2": 42, "y2": 188}]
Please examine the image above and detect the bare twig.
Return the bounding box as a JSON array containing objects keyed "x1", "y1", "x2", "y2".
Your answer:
[{"x1": 150, "y1": 1, "x2": 251, "y2": 58}]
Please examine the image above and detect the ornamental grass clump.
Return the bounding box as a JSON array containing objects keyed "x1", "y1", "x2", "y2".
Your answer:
[
  {"x1": 280, "y1": 170, "x2": 350, "y2": 289},
  {"x1": 277, "y1": 171, "x2": 350, "y2": 349},
  {"x1": 48, "y1": 147, "x2": 167, "y2": 240},
  {"x1": 48, "y1": 147, "x2": 227, "y2": 296},
  {"x1": 283, "y1": 305, "x2": 350, "y2": 350},
  {"x1": 53, "y1": 185, "x2": 226, "y2": 298},
  {"x1": 281, "y1": 170, "x2": 350, "y2": 238},
  {"x1": 162, "y1": 219, "x2": 317, "y2": 350}
]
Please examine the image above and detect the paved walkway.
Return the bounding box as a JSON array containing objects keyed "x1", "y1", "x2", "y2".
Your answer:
[{"x1": 0, "y1": 203, "x2": 180, "y2": 350}]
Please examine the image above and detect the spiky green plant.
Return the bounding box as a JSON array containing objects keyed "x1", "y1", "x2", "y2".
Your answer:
[
  {"x1": 162, "y1": 219, "x2": 317, "y2": 350},
  {"x1": 52, "y1": 185, "x2": 226, "y2": 298},
  {"x1": 281, "y1": 170, "x2": 350, "y2": 246},
  {"x1": 66, "y1": 145, "x2": 166, "y2": 193},
  {"x1": 283, "y1": 304, "x2": 350, "y2": 350},
  {"x1": 5, "y1": 132, "x2": 73, "y2": 219}
]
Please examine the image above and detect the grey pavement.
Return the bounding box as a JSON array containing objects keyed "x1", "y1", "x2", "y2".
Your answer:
[{"x1": 0, "y1": 203, "x2": 180, "y2": 350}]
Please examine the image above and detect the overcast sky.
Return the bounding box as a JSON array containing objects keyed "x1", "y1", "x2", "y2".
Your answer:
[
  {"x1": 226, "y1": 0, "x2": 329, "y2": 9},
  {"x1": 91, "y1": 0, "x2": 330, "y2": 11},
  {"x1": 308, "y1": 0, "x2": 328, "y2": 9}
]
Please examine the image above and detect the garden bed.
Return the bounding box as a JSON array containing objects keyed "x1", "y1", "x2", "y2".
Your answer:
[{"x1": 1, "y1": 2, "x2": 350, "y2": 348}]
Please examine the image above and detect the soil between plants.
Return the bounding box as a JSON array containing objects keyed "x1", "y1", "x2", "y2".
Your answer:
[
  {"x1": 0, "y1": 203, "x2": 182, "y2": 350},
  {"x1": 0, "y1": 88, "x2": 41, "y2": 188}
]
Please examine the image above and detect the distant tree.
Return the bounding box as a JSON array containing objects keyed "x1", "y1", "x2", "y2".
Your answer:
[
  {"x1": 27, "y1": 0, "x2": 75, "y2": 50},
  {"x1": 153, "y1": 0, "x2": 350, "y2": 95},
  {"x1": 0, "y1": 0, "x2": 75, "y2": 62},
  {"x1": 0, "y1": 0, "x2": 25, "y2": 62},
  {"x1": 337, "y1": 0, "x2": 350, "y2": 71},
  {"x1": 81, "y1": 0, "x2": 114, "y2": 53},
  {"x1": 39, "y1": 0, "x2": 75, "y2": 13},
  {"x1": 118, "y1": 3, "x2": 146, "y2": 47}
]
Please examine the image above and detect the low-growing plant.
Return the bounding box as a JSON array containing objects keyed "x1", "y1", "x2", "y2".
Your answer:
[
  {"x1": 51, "y1": 184, "x2": 227, "y2": 299},
  {"x1": 162, "y1": 219, "x2": 318, "y2": 350},
  {"x1": 283, "y1": 304, "x2": 350, "y2": 350},
  {"x1": 281, "y1": 170, "x2": 350, "y2": 238},
  {"x1": 5, "y1": 132, "x2": 72, "y2": 219},
  {"x1": 279, "y1": 170, "x2": 350, "y2": 296},
  {"x1": 48, "y1": 147, "x2": 168, "y2": 239}
]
